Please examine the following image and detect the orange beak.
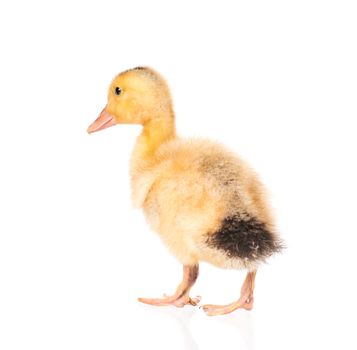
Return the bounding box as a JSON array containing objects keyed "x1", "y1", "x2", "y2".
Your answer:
[{"x1": 87, "y1": 108, "x2": 117, "y2": 134}]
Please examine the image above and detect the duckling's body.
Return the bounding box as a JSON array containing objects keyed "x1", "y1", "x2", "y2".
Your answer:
[
  {"x1": 88, "y1": 67, "x2": 282, "y2": 316},
  {"x1": 132, "y1": 137, "x2": 277, "y2": 270}
]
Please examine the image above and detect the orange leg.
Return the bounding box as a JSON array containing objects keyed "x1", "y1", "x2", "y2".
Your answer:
[
  {"x1": 138, "y1": 265, "x2": 200, "y2": 307},
  {"x1": 202, "y1": 270, "x2": 257, "y2": 316}
]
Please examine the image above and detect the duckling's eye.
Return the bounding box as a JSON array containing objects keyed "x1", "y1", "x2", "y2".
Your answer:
[{"x1": 114, "y1": 87, "x2": 122, "y2": 96}]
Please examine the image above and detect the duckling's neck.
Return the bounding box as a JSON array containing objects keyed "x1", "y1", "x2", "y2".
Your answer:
[{"x1": 131, "y1": 116, "x2": 176, "y2": 165}]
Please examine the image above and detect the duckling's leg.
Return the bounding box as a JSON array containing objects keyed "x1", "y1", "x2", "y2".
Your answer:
[
  {"x1": 202, "y1": 270, "x2": 257, "y2": 316},
  {"x1": 138, "y1": 265, "x2": 200, "y2": 307}
]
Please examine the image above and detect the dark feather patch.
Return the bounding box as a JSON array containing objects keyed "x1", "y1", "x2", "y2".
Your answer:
[{"x1": 206, "y1": 216, "x2": 283, "y2": 262}]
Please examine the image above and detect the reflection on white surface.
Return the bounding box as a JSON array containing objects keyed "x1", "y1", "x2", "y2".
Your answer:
[
  {"x1": 139, "y1": 305, "x2": 200, "y2": 350},
  {"x1": 138, "y1": 303, "x2": 255, "y2": 350}
]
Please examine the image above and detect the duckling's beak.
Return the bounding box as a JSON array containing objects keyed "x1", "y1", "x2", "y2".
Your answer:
[{"x1": 87, "y1": 108, "x2": 117, "y2": 134}]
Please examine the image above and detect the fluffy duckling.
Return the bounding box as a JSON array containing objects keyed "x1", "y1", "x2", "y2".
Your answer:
[{"x1": 87, "y1": 67, "x2": 283, "y2": 316}]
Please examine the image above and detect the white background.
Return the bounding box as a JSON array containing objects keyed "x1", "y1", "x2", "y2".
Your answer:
[{"x1": 1, "y1": 1, "x2": 356, "y2": 349}]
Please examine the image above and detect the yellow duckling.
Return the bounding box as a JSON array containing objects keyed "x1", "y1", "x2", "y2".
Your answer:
[{"x1": 87, "y1": 67, "x2": 283, "y2": 316}]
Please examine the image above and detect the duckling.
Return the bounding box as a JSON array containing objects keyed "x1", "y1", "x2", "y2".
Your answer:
[{"x1": 87, "y1": 67, "x2": 283, "y2": 316}]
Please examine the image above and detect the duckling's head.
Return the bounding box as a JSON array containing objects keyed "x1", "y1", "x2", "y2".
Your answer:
[{"x1": 87, "y1": 67, "x2": 174, "y2": 133}]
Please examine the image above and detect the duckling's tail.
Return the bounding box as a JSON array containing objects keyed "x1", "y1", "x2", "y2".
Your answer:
[{"x1": 206, "y1": 215, "x2": 284, "y2": 263}]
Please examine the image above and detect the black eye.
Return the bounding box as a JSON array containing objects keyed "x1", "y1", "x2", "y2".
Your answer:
[{"x1": 114, "y1": 87, "x2": 122, "y2": 96}]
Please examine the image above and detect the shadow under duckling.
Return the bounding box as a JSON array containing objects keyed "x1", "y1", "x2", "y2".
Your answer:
[{"x1": 87, "y1": 67, "x2": 283, "y2": 316}]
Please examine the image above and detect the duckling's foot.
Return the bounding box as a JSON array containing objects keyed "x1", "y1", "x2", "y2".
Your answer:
[
  {"x1": 138, "y1": 294, "x2": 201, "y2": 307},
  {"x1": 202, "y1": 270, "x2": 256, "y2": 316},
  {"x1": 201, "y1": 296, "x2": 253, "y2": 316},
  {"x1": 138, "y1": 264, "x2": 200, "y2": 308}
]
